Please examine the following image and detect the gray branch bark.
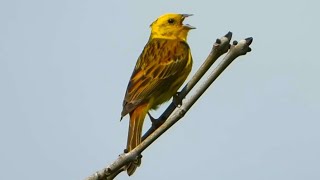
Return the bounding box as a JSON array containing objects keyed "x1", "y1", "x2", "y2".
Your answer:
[{"x1": 85, "y1": 32, "x2": 253, "y2": 180}]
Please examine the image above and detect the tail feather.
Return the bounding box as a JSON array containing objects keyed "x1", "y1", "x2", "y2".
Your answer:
[{"x1": 126, "y1": 103, "x2": 148, "y2": 176}]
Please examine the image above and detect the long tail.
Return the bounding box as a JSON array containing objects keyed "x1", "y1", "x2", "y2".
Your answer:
[{"x1": 126, "y1": 103, "x2": 148, "y2": 176}]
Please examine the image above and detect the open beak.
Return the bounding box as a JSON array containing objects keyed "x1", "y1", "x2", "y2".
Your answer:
[{"x1": 181, "y1": 14, "x2": 196, "y2": 29}]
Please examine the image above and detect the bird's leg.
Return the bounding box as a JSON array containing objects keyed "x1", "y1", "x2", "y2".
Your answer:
[{"x1": 172, "y1": 91, "x2": 183, "y2": 107}]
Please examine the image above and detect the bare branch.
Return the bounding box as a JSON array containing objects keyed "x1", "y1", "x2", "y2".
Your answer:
[
  {"x1": 142, "y1": 31, "x2": 232, "y2": 140},
  {"x1": 85, "y1": 33, "x2": 253, "y2": 180}
]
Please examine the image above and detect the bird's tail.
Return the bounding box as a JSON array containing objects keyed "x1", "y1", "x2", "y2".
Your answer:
[{"x1": 126, "y1": 103, "x2": 148, "y2": 176}]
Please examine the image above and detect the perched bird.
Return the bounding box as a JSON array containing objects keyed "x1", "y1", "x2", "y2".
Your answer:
[{"x1": 121, "y1": 13, "x2": 195, "y2": 176}]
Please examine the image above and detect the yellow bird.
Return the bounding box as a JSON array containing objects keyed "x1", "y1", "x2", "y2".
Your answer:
[{"x1": 121, "y1": 13, "x2": 195, "y2": 175}]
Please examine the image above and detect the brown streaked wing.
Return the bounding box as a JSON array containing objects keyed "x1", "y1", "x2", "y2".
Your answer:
[{"x1": 121, "y1": 38, "x2": 190, "y2": 117}]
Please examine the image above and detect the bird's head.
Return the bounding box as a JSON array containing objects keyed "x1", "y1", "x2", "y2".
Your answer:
[{"x1": 150, "y1": 13, "x2": 195, "y2": 41}]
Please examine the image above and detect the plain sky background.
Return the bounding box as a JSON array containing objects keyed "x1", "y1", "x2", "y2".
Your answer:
[{"x1": 1, "y1": 0, "x2": 319, "y2": 179}]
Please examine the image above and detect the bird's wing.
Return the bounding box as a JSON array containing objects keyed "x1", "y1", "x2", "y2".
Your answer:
[{"x1": 121, "y1": 39, "x2": 190, "y2": 117}]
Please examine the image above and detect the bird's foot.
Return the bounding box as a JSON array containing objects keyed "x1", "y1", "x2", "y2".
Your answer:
[
  {"x1": 147, "y1": 112, "x2": 165, "y2": 127},
  {"x1": 173, "y1": 92, "x2": 183, "y2": 107},
  {"x1": 147, "y1": 112, "x2": 157, "y2": 124}
]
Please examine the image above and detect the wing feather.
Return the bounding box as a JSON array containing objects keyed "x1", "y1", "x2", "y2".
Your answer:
[{"x1": 121, "y1": 38, "x2": 190, "y2": 117}]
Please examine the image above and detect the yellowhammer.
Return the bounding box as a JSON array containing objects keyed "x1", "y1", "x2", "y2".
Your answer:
[{"x1": 121, "y1": 13, "x2": 195, "y2": 175}]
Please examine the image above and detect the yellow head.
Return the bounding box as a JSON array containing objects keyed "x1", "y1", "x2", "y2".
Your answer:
[{"x1": 150, "y1": 13, "x2": 195, "y2": 41}]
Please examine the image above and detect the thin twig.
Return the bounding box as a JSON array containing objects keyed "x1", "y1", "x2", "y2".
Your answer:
[
  {"x1": 142, "y1": 31, "x2": 232, "y2": 141},
  {"x1": 85, "y1": 34, "x2": 253, "y2": 180}
]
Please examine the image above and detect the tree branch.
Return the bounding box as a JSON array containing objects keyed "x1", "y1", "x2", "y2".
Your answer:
[
  {"x1": 85, "y1": 32, "x2": 253, "y2": 180},
  {"x1": 142, "y1": 31, "x2": 232, "y2": 140}
]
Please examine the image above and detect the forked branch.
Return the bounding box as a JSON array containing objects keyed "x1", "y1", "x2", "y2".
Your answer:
[{"x1": 85, "y1": 32, "x2": 253, "y2": 180}]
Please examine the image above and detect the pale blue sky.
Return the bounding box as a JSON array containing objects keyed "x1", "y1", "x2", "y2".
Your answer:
[{"x1": 1, "y1": 0, "x2": 319, "y2": 180}]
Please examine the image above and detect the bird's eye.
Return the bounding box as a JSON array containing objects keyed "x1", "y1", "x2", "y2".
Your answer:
[{"x1": 168, "y1": 18, "x2": 175, "y2": 24}]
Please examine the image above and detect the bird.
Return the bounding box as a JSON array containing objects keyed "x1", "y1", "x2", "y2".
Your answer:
[{"x1": 120, "y1": 13, "x2": 195, "y2": 176}]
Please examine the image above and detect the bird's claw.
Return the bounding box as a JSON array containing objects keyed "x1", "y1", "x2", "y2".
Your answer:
[
  {"x1": 147, "y1": 112, "x2": 157, "y2": 124},
  {"x1": 148, "y1": 112, "x2": 165, "y2": 127}
]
